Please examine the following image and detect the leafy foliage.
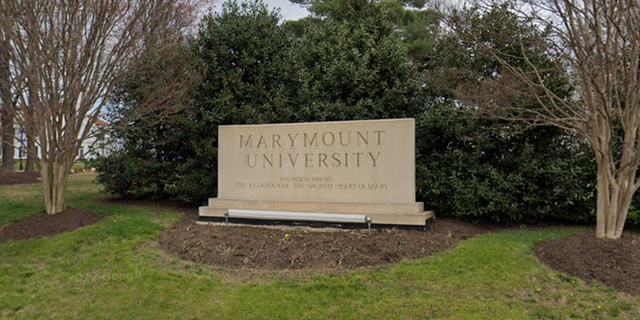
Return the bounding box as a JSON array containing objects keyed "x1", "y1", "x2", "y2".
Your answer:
[
  {"x1": 98, "y1": 0, "x2": 423, "y2": 205},
  {"x1": 426, "y1": 2, "x2": 572, "y2": 112},
  {"x1": 289, "y1": 0, "x2": 425, "y2": 121},
  {"x1": 97, "y1": 0, "x2": 600, "y2": 223},
  {"x1": 296, "y1": 0, "x2": 438, "y2": 63},
  {"x1": 413, "y1": 2, "x2": 596, "y2": 222},
  {"x1": 415, "y1": 104, "x2": 596, "y2": 222},
  {"x1": 92, "y1": 151, "x2": 173, "y2": 200}
]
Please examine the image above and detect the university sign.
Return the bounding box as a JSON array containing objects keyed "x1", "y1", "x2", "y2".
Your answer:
[
  {"x1": 199, "y1": 119, "x2": 433, "y2": 226},
  {"x1": 240, "y1": 131, "x2": 384, "y2": 168}
]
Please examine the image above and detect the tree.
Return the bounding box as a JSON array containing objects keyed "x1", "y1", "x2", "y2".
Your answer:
[
  {"x1": 290, "y1": 0, "x2": 424, "y2": 121},
  {"x1": 428, "y1": 2, "x2": 571, "y2": 107},
  {"x1": 0, "y1": 0, "x2": 205, "y2": 214},
  {"x1": 389, "y1": 2, "x2": 438, "y2": 64},
  {"x1": 412, "y1": 2, "x2": 596, "y2": 223},
  {"x1": 98, "y1": 0, "x2": 300, "y2": 204},
  {"x1": 0, "y1": 30, "x2": 15, "y2": 172},
  {"x1": 96, "y1": 0, "x2": 427, "y2": 205},
  {"x1": 440, "y1": 0, "x2": 640, "y2": 238},
  {"x1": 289, "y1": 0, "x2": 438, "y2": 64},
  {"x1": 24, "y1": 78, "x2": 40, "y2": 172}
]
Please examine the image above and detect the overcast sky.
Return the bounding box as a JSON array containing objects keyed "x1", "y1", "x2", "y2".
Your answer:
[{"x1": 214, "y1": 0, "x2": 311, "y2": 21}]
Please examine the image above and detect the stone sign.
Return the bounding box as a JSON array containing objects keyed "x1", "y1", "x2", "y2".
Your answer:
[
  {"x1": 218, "y1": 119, "x2": 415, "y2": 203},
  {"x1": 200, "y1": 119, "x2": 433, "y2": 226}
]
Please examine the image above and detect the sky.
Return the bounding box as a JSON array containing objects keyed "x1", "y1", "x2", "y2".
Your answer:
[{"x1": 213, "y1": 0, "x2": 311, "y2": 21}]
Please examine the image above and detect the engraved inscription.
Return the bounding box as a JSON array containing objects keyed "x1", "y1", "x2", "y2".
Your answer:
[
  {"x1": 233, "y1": 176, "x2": 389, "y2": 191},
  {"x1": 218, "y1": 119, "x2": 416, "y2": 203},
  {"x1": 240, "y1": 130, "x2": 385, "y2": 168}
]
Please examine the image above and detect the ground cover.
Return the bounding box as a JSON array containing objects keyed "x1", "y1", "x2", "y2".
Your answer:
[
  {"x1": 0, "y1": 172, "x2": 40, "y2": 186},
  {"x1": 160, "y1": 219, "x2": 485, "y2": 270},
  {"x1": 0, "y1": 208, "x2": 105, "y2": 243},
  {"x1": 1, "y1": 174, "x2": 639, "y2": 319},
  {"x1": 536, "y1": 232, "x2": 640, "y2": 295}
]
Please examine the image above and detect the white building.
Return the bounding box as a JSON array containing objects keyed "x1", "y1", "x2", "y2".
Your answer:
[{"x1": 0, "y1": 118, "x2": 111, "y2": 163}]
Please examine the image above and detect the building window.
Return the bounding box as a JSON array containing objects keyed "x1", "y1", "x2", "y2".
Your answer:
[{"x1": 19, "y1": 146, "x2": 26, "y2": 159}]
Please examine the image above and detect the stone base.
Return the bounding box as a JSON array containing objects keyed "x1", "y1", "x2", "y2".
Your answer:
[{"x1": 199, "y1": 198, "x2": 434, "y2": 226}]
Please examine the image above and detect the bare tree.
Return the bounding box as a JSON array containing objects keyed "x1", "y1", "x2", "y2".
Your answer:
[
  {"x1": 0, "y1": 30, "x2": 15, "y2": 172},
  {"x1": 0, "y1": 0, "x2": 208, "y2": 214},
  {"x1": 440, "y1": 0, "x2": 640, "y2": 239},
  {"x1": 24, "y1": 79, "x2": 37, "y2": 172}
]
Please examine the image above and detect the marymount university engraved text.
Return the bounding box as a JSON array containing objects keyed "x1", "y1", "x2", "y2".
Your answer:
[{"x1": 217, "y1": 119, "x2": 415, "y2": 204}]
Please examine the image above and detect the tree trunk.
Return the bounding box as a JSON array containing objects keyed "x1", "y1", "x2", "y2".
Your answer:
[
  {"x1": 25, "y1": 77, "x2": 37, "y2": 172},
  {"x1": 25, "y1": 137, "x2": 36, "y2": 171},
  {"x1": 595, "y1": 161, "x2": 608, "y2": 238},
  {"x1": 41, "y1": 158, "x2": 72, "y2": 214},
  {"x1": 0, "y1": 110, "x2": 14, "y2": 172},
  {"x1": 0, "y1": 31, "x2": 14, "y2": 173},
  {"x1": 594, "y1": 160, "x2": 636, "y2": 240}
]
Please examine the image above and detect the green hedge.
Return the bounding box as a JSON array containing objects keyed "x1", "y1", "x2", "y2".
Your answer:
[{"x1": 95, "y1": 0, "x2": 600, "y2": 223}]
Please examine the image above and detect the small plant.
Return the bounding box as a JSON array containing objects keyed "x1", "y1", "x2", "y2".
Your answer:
[{"x1": 279, "y1": 233, "x2": 291, "y2": 245}]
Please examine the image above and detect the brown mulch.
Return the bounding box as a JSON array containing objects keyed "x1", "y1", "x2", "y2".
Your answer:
[
  {"x1": 0, "y1": 171, "x2": 41, "y2": 185},
  {"x1": 535, "y1": 232, "x2": 640, "y2": 295},
  {"x1": 0, "y1": 208, "x2": 105, "y2": 243},
  {"x1": 158, "y1": 219, "x2": 486, "y2": 270}
]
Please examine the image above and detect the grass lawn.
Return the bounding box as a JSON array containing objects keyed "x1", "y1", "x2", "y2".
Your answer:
[{"x1": 1, "y1": 175, "x2": 639, "y2": 319}]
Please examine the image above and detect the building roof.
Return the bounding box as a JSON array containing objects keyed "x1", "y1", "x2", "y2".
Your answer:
[{"x1": 95, "y1": 119, "x2": 109, "y2": 126}]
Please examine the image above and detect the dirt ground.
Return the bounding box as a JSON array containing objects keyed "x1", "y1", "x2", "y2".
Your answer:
[
  {"x1": 158, "y1": 219, "x2": 486, "y2": 270},
  {"x1": 0, "y1": 171, "x2": 41, "y2": 185},
  {"x1": 0, "y1": 208, "x2": 105, "y2": 243},
  {"x1": 535, "y1": 232, "x2": 640, "y2": 295}
]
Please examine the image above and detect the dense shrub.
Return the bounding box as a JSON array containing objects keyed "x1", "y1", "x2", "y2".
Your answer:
[
  {"x1": 97, "y1": 0, "x2": 601, "y2": 223},
  {"x1": 415, "y1": 104, "x2": 596, "y2": 222},
  {"x1": 92, "y1": 151, "x2": 173, "y2": 200},
  {"x1": 289, "y1": 0, "x2": 424, "y2": 122},
  {"x1": 97, "y1": 0, "x2": 424, "y2": 205}
]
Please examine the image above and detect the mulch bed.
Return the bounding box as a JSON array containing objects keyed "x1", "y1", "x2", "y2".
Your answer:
[
  {"x1": 158, "y1": 219, "x2": 486, "y2": 270},
  {"x1": 0, "y1": 171, "x2": 41, "y2": 185},
  {"x1": 535, "y1": 232, "x2": 640, "y2": 295},
  {"x1": 0, "y1": 208, "x2": 105, "y2": 243}
]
